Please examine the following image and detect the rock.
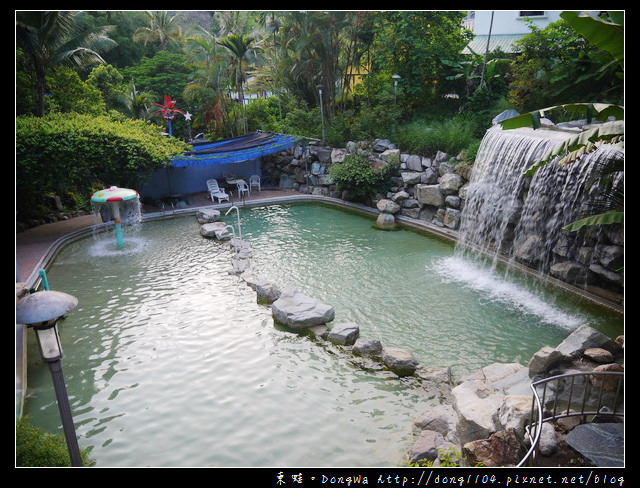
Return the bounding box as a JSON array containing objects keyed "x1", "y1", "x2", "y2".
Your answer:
[
  {"x1": 550, "y1": 261, "x2": 588, "y2": 283},
  {"x1": 452, "y1": 379, "x2": 503, "y2": 445},
  {"x1": 415, "y1": 366, "x2": 452, "y2": 385},
  {"x1": 308, "y1": 324, "x2": 329, "y2": 338},
  {"x1": 556, "y1": 414, "x2": 581, "y2": 431},
  {"x1": 408, "y1": 430, "x2": 447, "y2": 464},
  {"x1": 490, "y1": 367, "x2": 533, "y2": 397},
  {"x1": 462, "y1": 428, "x2": 524, "y2": 467},
  {"x1": 583, "y1": 347, "x2": 614, "y2": 363},
  {"x1": 404, "y1": 154, "x2": 423, "y2": 171},
  {"x1": 376, "y1": 199, "x2": 401, "y2": 214},
  {"x1": 528, "y1": 346, "x2": 565, "y2": 374},
  {"x1": 556, "y1": 325, "x2": 621, "y2": 358},
  {"x1": 374, "y1": 212, "x2": 396, "y2": 230},
  {"x1": 413, "y1": 404, "x2": 458, "y2": 442},
  {"x1": 229, "y1": 255, "x2": 250, "y2": 274},
  {"x1": 497, "y1": 395, "x2": 532, "y2": 433},
  {"x1": 415, "y1": 184, "x2": 444, "y2": 207},
  {"x1": 330, "y1": 148, "x2": 348, "y2": 163},
  {"x1": 327, "y1": 322, "x2": 360, "y2": 345},
  {"x1": 200, "y1": 221, "x2": 231, "y2": 239},
  {"x1": 271, "y1": 286, "x2": 335, "y2": 328},
  {"x1": 229, "y1": 238, "x2": 252, "y2": 256},
  {"x1": 381, "y1": 346, "x2": 418, "y2": 376},
  {"x1": 352, "y1": 339, "x2": 383, "y2": 357},
  {"x1": 589, "y1": 363, "x2": 624, "y2": 391},
  {"x1": 373, "y1": 139, "x2": 394, "y2": 152},
  {"x1": 537, "y1": 422, "x2": 558, "y2": 456},
  {"x1": 565, "y1": 423, "x2": 624, "y2": 467},
  {"x1": 439, "y1": 173, "x2": 464, "y2": 194},
  {"x1": 391, "y1": 190, "x2": 410, "y2": 202},
  {"x1": 400, "y1": 171, "x2": 422, "y2": 185},
  {"x1": 195, "y1": 208, "x2": 221, "y2": 223},
  {"x1": 380, "y1": 148, "x2": 400, "y2": 163},
  {"x1": 256, "y1": 281, "x2": 281, "y2": 304}
]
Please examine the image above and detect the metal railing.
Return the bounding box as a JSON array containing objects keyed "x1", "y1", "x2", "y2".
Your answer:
[{"x1": 518, "y1": 370, "x2": 624, "y2": 467}]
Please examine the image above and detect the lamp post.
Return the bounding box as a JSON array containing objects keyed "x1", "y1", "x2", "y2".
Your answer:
[
  {"x1": 316, "y1": 84, "x2": 326, "y2": 144},
  {"x1": 392, "y1": 74, "x2": 402, "y2": 104},
  {"x1": 16, "y1": 290, "x2": 82, "y2": 467}
]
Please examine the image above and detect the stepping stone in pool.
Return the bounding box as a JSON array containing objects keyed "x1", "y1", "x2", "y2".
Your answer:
[{"x1": 271, "y1": 286, "x2": 335, "y2": 328}]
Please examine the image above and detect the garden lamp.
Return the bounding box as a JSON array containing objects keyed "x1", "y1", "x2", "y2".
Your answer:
[{"x1": 16, "y1": 290, "x2": 83, "y2": 466}]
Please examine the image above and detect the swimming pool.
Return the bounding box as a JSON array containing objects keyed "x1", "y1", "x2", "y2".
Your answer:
[{"x1": 23, "y1": 203, "x2": 623, "y2": 467}]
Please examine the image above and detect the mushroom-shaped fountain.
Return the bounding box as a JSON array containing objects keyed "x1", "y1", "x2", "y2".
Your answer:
[{"x1": 90, "y1": 186, "x2": 140, "y2": 249}]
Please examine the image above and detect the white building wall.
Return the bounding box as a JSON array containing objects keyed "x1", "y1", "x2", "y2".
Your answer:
[{"x1": 472, "y1": 11, "x2": 563, "y2": 35}]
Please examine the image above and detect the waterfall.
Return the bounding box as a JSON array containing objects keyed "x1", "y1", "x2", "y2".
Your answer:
[{"x1": 454, "y1": 124, "x2": 624, "y2": 297}]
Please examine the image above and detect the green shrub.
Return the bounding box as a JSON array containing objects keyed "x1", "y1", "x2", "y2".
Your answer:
[
  {"x1": 328, "y1": 152, "x2": 399, "y2": 203},
  {"x1": 16, "y1": 417, "x2": 94, "y2": 467},
  {"x1": 15, "y1": 112, "x2": 189, "y2": 221}
]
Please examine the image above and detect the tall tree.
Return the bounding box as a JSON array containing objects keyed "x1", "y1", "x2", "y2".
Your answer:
[
  {"x1": 366, "y1": 11, "x2": 469, "y2": 112},
  {"x1": 217, "y1": 33, "x2": 262, "y2": 134},
  {"x1": 183, "y1": 25, "x2": 230, "y2": 137},
  {"x1": 16, "y1": 10, "x2": 117, "y2": 116},
  {"x1": 132, "y1": 11, "x2": 184, "y2": 49}
]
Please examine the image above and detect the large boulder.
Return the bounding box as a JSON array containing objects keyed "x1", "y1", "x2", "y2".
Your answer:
[
  {"x1": 555, "y1": 325, "x2": 621, "y2": 358},
  {"x1": 451, "y1": 379, "x2": 503, "y2": 445},
  {"x1": 271, "y1": 286, "x2": 335, "y2": 328}
]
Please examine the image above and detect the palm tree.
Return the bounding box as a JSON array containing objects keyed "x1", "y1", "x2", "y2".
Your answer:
[
  {"x1": 16, "y1": 11, "x2": 117, "y2": 117},
  {"x1": 217, "y1": 33, "x2": 261, "y2": 134},
  {"x1": 184, "y1": 26, "x2": 236, "y2": 137},
  {"x1": 117, "y1": 81, "x2": 154, "y2": 120},
  {"x1": 278, "y1": 12, "x2": 353, "y2": 118},
  {"x1": 132, "y1": 11, "x2": 184, "y2": 49}
]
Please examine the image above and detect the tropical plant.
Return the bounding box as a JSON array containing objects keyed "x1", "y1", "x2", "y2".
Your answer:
[
  {"x1": 364, "y1": 11, "x2": 471, "y2": 113},
  {"x1": 500, "y1": 11, "x2": 623, "y2": 231},
  {"x1": 86, "y1": 63, "x2": 125, "y2": 110},
  {"x1": 132, "y1": 10, "x2": 184, "y2": 49},
  {"x1": 16, "y1": 11, "x2": 117, "y2": 116},
  {"x1": 508, "y1": 11, "x2": 623, "y2": 112},
  {"x1": 217, "y1": 33, "x2": 262, "y2": 134},
  {"x1": 116, "y1": 81, "x2": 155, "y2": 119},
  {"x1": 442, "y1": 49, "x2": 509, "y2": 98}
]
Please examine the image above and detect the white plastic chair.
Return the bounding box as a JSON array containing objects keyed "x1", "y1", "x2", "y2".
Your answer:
[
  {"x1": 206, "y1": 179, "x2": 230, "y2": 203},
  {"x1": 249, "y1": 175, "x2": 261, "y2": 192},
  {"x1": 236, "y1": 180, "x2": 250, "y2": 199}
]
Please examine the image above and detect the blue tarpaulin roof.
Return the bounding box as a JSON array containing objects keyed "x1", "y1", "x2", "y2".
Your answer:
[{"x1": 171, "y1": 131, "x2": 303, "y2": 167}]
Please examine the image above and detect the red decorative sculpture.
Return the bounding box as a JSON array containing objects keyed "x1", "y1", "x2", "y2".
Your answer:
[{"x1": 151, "y1": 95, "x2": 187, "y2": 135}]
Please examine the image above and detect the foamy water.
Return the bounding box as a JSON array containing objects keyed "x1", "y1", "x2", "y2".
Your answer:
[{"x1": 434, "y1": 255, "x2": 585, "y2": 330}]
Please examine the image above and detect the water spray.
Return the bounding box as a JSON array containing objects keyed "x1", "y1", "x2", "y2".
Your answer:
[{"x1": 90, "y1": 186, "x2": 140, "y2": 249}]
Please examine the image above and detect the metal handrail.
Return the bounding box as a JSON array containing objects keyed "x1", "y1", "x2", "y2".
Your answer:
[{"x1": 518, "y1": 370, "x2": 624, "y2": 467}]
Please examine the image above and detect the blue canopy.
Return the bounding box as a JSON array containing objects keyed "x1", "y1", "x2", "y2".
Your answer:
[{"x1": 171, "y1": 131, "x2": 303, "y2": 167}]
